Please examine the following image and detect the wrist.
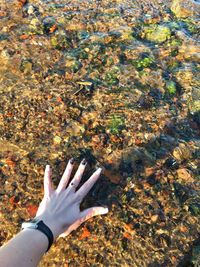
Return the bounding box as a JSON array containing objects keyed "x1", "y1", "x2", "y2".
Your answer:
[{"x1": 34, "y1": 216, "x2": 59, "y2": 241}]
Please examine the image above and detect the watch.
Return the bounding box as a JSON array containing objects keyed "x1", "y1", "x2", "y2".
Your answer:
[{"x1": 21, "y1": 218, "x2": 54, "y2": 253}]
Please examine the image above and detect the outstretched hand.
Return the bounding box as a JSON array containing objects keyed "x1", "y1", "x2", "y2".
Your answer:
[{"x1": 35, "y1": 158, "x2": 109, "y2": 241}]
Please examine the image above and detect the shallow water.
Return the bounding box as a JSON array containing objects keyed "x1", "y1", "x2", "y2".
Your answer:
[{"x1": 0, "y1": 0, "x2": 200, "y2": 266}]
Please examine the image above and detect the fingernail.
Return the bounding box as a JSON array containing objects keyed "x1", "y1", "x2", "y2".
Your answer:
[
  {"x1": 96, "y1": 167, "x2": 102, "y2": 173},
  {"x1": 81, "y1": 158, "x2": 87, "y2": 165},
  {"x1": 70, "y1": 158, "x2": 75, "y2": 164},
  {"x1": 46, "y1": 165, "x2": 50, "y2": 171},
  {"x1": 99, "y1": 207, "x2": 109, "y2": 215}
]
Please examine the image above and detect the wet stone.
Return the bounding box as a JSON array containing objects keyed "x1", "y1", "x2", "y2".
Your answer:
[
  {"x1": 50, "y1": 29, "x2": 71, "y2": 50},
  {"x1": 19, "y1": 59, "x2": 33, "y2": 74},
  {"x1": 171, "y1": 0, "x2": 200, "y2": 19},
  {"x1": 22, "y1": 4, "x2": 40, "y2": 18},
  {"x1": 42, "y1": 16, "x2": 56, "y2": 34}
]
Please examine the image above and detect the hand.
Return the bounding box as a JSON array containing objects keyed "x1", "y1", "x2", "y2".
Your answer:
[{"x1": 34, "y1": 158, "x2": 109, "y2": 241}]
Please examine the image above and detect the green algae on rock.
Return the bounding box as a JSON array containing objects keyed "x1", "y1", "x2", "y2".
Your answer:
[
  {"x1": 166, "y1": 81, "x2": 177, "y2": 95},
  {"x1": 142, "y1": 25, "x2": 171, "y2": 44}
]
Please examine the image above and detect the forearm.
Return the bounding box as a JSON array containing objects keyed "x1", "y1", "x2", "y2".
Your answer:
[{"x1": 0, "y1": 228, "x2": 49, "y2": 267}]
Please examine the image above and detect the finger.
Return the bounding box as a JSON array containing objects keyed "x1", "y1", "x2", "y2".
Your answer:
[
  {"x1": 75, "y1": 168, "x2": 102, "y2": 201},
  {"x1": 80, "y1": 206, "x2": 109, "y2": 220},
  {"x1": 44, "y1": 165, "x2": 53, "y2": 198},
  {"x1": 58, "y1": 206, "x2": 108, "y2": 239},
  {"x1": 67, "y1": 158, "x2": 87, "y2": 192},
  {"x1": 56, "y1": 158, "x2": 74, "y2": 194}
]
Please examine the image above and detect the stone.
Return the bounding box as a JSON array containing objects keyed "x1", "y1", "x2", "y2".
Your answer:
[
  {"x1": 42, "y1": 16, "x2": 56, "y2": 34},
  {"x1": 173, "y1": 143, "x2": 192, "y2": 162},
  {"x1": 50, "y1": 29, "x2": 71, "y2": 50},
  {"x1": 166, "y1": 81, "x2": 177, "y2": 95},
  {"x1": 53, "y1": 136, "x2": 62, "y2": 144},
  {"x1": 65, "y1": 121, "x2": 85, "y2": 136},
  {"x1": 171, "y1": 0, "x2": 200, "y2": 19},
  {"x1": 29, "y1": 18, "x2": 43, "y2": 34},
  {"x1": 188, "y1": 86, "x2": 200, "y2": 124},
  {"x1": 177, "y1": 168, "x2": 194, "y2": 182},
  {"x1": 65, "y1": 55, "x2": 82, "y2": 73},
  {"x1": 22, "y1": 4, "x2": 40, "y2": 17},
  {"x1": 143, "y1": 25, "x2": 171, "y2": 44},
  {"x1": 20, "y1": 59, "x2": 33, "y2": 74}
]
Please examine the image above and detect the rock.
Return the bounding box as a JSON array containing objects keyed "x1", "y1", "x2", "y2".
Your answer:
[
  {"x1": 65, "y1": 121, "x2": 85, "y2": 136},
  {"x1": 191, "y1": 245, "x2": 200, "y2": 265},
  {"x1": 53, "y1": 136, "x2": 62, "y2": 144},
  {"x1": 177, "y1": 168, "x2": 194, "y2": 182},
  {"x1": 173, "y1": 143, "x2": 192, "y2": 162},
  {"x1": 29, "y1": 18, "x2": 43, "y2": 34},
  {"x1": 189, "y1": 202, "x2": 200, "y2": 216},
  {"x1": 104, "y1": 66, "x2": 120, "y2": 86},
  {"x1": 42, "y1": 16, "x2": 56, "y2": 34},
  {"x1": 165, "y1": 81, "x2": 177, "y2": 95},
  {"x1": 131, "y1": 53, "x2": 155, "y2": 70},
  {"x1": 65, "y1": 54, "x2": 82, "y2": 73},
  {"x1": 188, "y1": 86, "x2": 200, "y2": 124},
  {"x1": 171, "y1": 0, "x2": 200, "y2": 19},
  {"x1": 164, "y1": 157, "x2": 179, "y2": 170},
  {"x1": 20, "y1": 59, "x2": 33, "y2": 74},
  {"x1": 143, "y1": 25, "x2": 171, "y2": 43},
  {"x1": 50, "y1": 29, "x2": 71, "y2": 50},
  {"x1": 22, "y1": 4, "x2": 40, "y2": 17}
]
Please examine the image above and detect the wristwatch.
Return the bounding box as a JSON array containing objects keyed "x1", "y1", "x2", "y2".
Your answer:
[{"x1": 21, "y1": 218, "x2": 54, "y2": 253}]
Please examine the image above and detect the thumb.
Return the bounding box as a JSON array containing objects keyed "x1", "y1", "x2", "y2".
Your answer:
[
  {"x1": 80, "y1": 206, "x2": 109, "y2": 221},
  {"x1": 58, "y1": 206, "x2": 109, "y2": 239}
]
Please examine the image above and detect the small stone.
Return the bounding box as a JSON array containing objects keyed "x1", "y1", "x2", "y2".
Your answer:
[
  {"x1": 65, "y1": 121, "x2": 85, "y2": 136},
  {"x1": 173, "y1": 143, "x2": 192, "y2": 162},
  {"x1": 20, "y1": 59, "x2": 33, "y2": 74},
  {"x1": 166, "y1": 81, "x2": 177, "y2": 95},
  {"x1": 151, "y1": 214, "x2": 159, "y2": 222},
  {"x1": 29, "y1": 18, "x2": 43, "y2": 34},
  {"x1": 50, "y1": 29, "x2": 70, "y2": 50},
  {"x1": 42, "y1": 16, "x2": 56, "y2": 34},
  {"x1": 53, "y1": 136, "x2": 62, "y2": 144},
  {"x1": 65, "y1": 55, "x2": 82, "y2": 73},
  {"x1": 22, "y1": 4, "x2": 40, "y2": 17},
  {"x1": 177, "y1": 168, "x2": 194, "y2": 182}
]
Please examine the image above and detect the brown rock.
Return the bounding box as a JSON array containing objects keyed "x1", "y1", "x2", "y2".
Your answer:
[{"x1": 177, "y1": 168, "x2": 194, "y2": 182}]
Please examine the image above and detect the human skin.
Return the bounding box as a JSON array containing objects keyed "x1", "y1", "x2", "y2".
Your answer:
[{"x1": 0, "y1": 158, "x2": 109, "y2": 267}]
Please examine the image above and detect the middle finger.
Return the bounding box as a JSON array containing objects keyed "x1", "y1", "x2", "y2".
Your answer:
[{"x1": 56, "y1": 158, "x2": 74, "y2": 193}]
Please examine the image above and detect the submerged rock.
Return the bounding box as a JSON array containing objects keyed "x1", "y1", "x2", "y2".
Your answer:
[
  {"x1": 143, "y1": 25, "x2": 171, "y2": 44},
  {"x1": 50, "y1": 29, "x2": 71, "y2": 50},
  {"x1": 188, "y1": 100, "x2": 200, "y2": 124},
  {"x1": 166, "y1": 81, "x2": 177, "y2": 95},
  {"x1": 29, "y1": 18, "x2": 43, "y2": 34},
  {"x1": 173, "y1": 143, "x2": 192, "y2": 162},
  {"x1": 65, "y1": 54, "x2": 82, "y2": 73},
  {"x1": 42, "y1": 16, "x2": 56, "y2": 34},
  {"x1": 20, "y1": 59, "x2": 33, "y2": 74},
  {"x1": 171, "y1": 0, "x2": 200, "y2": 19},
  {"x1": 22, "y1": 4, "x2": 40, "y2": 17}
]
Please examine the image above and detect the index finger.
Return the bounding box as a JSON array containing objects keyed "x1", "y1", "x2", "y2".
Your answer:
[{"x1": 75, "y1": 168, "x2": 102, "y2": 201}]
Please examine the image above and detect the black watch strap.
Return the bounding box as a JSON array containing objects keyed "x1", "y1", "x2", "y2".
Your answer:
[{"x1": 21, "y1": 220, "x2": 54, "y2": 253}]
